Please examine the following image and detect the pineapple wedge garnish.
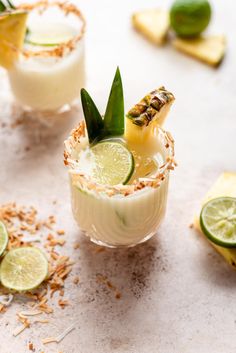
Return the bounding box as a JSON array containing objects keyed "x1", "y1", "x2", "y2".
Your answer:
[
  {"x1": 132, "y1": 9, "x2": 169, "y2": 46},
  {"x1": 0, "y1": 10, "x2": 28, "y2": 69},
  {"x1": 125, "y1": 87, "x2": 174, "y2": 143},
  {"x1": 173, "y1": 35, "x2": 226, "y2": 67},
  {"x1": 194, "y1": 172, "x2": 236, "y2": 269}
]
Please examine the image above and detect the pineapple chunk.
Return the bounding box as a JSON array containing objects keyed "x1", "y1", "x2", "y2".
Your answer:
[
  {"x1": 132, "y1": 9, "x2": 169, "y2": 46},
  {"x1": 0, "y1": 11, "x2": 28, "y2": 69},
  {"x1": 125, "y1": 87, "x2": 174, "y2": 143},
  {"x1": 194, "y1": 172, "x2": 236, "y2": 269},
  {"x1": 173, "y1": 35, "x2": 226, "y2": 67}
]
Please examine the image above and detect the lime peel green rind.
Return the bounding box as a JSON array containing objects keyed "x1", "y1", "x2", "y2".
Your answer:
[
  {"x1": 0, "y1": 221, "x2": 8, "y2": 256},
  {"x1": 0, "y1": 247, "x2": 48, "y2": 291},
  {"x1": 200, "y1": 197, "x2": 236, "y2": 248}
]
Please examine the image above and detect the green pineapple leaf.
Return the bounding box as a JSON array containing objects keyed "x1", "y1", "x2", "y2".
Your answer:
[
  {"x1": 6, "y1": 0, "x2": 15, "y2": 8},
  {"x1": 0, "y1": 1, "x2": 7, "y2": 11},
  {"x1": 103, "y1": 67, "x2": 124, "y2": 136},
  {"x1": 80, "y1": 88, "x2": 104, "y2": 144}
]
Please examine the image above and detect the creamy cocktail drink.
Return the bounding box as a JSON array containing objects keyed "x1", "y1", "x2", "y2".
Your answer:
[
  {"x1": 64, "y1": 68, "x2": 176, "y2": 247},
  {"x1": 0, "y1": 1, "x2": 85, "y2": 112}
]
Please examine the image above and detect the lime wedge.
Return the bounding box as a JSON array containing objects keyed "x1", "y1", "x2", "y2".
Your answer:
[
  {"x1": 0, "y1": 247, "x2": 48, "y2": 291},
  {"x1": 90, "y1": 141, "x2": 134, "y2": 186},
  {"x1": 25, "y1": 23, "x2": 76, "y2": 47},
  {"x1": 200, "y1": 197, "x2": 236, "y2": 248},
  {"x1": 0, "y1": 221, "x2": 8, "y2": 257}
]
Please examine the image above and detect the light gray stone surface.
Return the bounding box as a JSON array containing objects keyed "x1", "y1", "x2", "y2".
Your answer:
[{"x1": 0, "y1": 0, "x2": 236, "y2": 352}]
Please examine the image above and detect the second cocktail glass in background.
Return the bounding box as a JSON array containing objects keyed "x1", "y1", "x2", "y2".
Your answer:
[{"x1": 8, "y1": 1, "x2": 86, "y2": 114}]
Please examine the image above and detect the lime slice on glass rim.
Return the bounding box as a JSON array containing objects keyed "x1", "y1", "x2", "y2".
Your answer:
[
  {"x1": 0, "y1": 247, "x2": 48, "y2": 291},
  {"x1": 25, "y1": 23, "x2": 76, "y2": 47},
  {"x1": 200, "y1": 197, "x2": 236, "y2": 248},
  {"x1": 90, "y1": 141, "x2": 134, "y2": 186},
  {"x1": 0, "y1": 221, "x2": 8, "y2": 257}
]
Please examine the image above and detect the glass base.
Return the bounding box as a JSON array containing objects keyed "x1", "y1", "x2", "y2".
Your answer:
[
  {"x1": 83, "y1": 230, "x2": 157, "y2": 249},
  {"x1": 10, "y1": 99, "x2": 81, "y2": 143},
  {"x1": 13, "y1": 99, "x2": 80, "y2": 124}
]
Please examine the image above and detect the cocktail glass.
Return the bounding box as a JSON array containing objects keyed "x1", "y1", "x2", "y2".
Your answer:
[
  {"x1": 64, "y1": 121, "x2": 176, "y2": 248},
  {"x1": 8, "y1": 1, "x2": 86, "y2": 113}
]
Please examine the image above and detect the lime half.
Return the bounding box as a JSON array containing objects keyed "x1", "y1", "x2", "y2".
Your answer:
[
  {"x1": 90, "y1": 141, "x2": 134, "y2": 186},
  {"x1": 0, "y1": 221, "x2": 8, "y2": 257},
  {"x1": 200, "y1": 197, "x2": 236, "y2": 248},
  {"x1": 0, "y1": 247, "x2": 48, "y2": 291}
]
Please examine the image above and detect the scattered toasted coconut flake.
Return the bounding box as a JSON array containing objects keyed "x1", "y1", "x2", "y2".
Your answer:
[
  {"x1": 96, "y1": 274, "x2": 121, "y2": 299},
  {"x1": 0, "y1": 294, "x2": 14, "y2": 306},
  {"x1": 28, "y1": 341, "x2": 35, "y2": 351},
  {"x1": 58, "y1": 299, "x2": 69, "y2": 308},
  {"x1": 49, "y1": 288, "x2": 58, "y2": 298},
  {"x1": 48, "y1": 215, "x2": 56, "y2": 224},
  {"x1": 59, "y1": 289, "x2": 65, "y2": 297},
  {"x1": 10, "y1": 117, "x2": 24, "y2": 128},
  {"x1": 13, "y1": 324, "x2": 28, "y2": 337},
  {"x1": 0, "y1": 202, "x2": 75, "y2": 341},
  {"x1": 59, "y1": 266, "x2": 72, "y2": 279},
  {"x1": 189, "y1": 223, "x2": 194, "y2": 229},
  {"x1": 21, "y1": 235, "x2": 42, "y2": 243},
  {"x1": 50, "y1": 251, "x2": 60, "y2": 261},
  {"x1": 57, "y1": 230, "x2": 65, "y2": 236},
  {"x1": 37, "y1": 288, "x2": 48, "y2": 300},
  {"x1": 38, "y1": 303, "x2": 53, "y2": 314},
  {"x1": 24, "y1": 293, "x2": 38, "y2": 300},
  {"x1": 14, "y1": 316, "x2": 31, "y2": 336},
  {"x1": 73, "y1": 242, "x2": 80, "y2": 249},
  {"x1": 14, "y1": 316, "x2": 49, "y2": 337},
  {"x1": 115, "y1": 292, "x2": 121, "y2": 299},
  {"x1": 48, "y1": 238, "x2": 66, "y2": 247},
  {"x1": 0, "y1": 304, "x2": 6, "y2": 313},
  {"x1": 95, "y1": 247, "x2": 105, "y2": 253},
  {"x1": 34, "y1": 319, "x2": 49, "y2": 324},
  {"x1": 37, "y1": 297, "x2": 48, "y2": 307},
  {"x1": 42, "y1": 323, "x2": 76, "y2": 345},
  {"x1": 18, "y1": 310, "x2": 42, "y2": 318},
  {"x1": 106, "y1": 281, "x2": 114, "y2": 290},
  {"x1": 47, "y1": 233, "x2": 54, "y2": 241},
  {"x1": 73, "y1": 276, "x2": 79, "y2": 285}
]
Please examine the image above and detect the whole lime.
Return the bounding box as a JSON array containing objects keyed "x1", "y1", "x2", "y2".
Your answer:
[{"x1": 170, "y1": 0, "x2": 212, "y2": 38}]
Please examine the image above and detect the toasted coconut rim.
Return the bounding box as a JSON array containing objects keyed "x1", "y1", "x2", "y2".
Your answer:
[
  {"x1": 64, "y1": 121, "x2": 176, "y2": 197},
  {"x1": 17, "y1": 0, "x2": 86, "y2": 58}
]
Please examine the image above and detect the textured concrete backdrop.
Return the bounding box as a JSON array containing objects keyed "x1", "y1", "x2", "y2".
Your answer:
[{"x1": 0, "y1": 0, "x2": 236, "y2": 352}]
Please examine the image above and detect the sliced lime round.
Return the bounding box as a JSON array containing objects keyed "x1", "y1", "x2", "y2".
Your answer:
[
  {"x1": 0, "y1": 247, "x2": 48, "y2": 291},
  {"x1": 25, "y1": 23, "x2": 76, "y2": 47},
  {"x1": 0, "y1": 221, "x2": 8, "y2": 257},
  {"x1": 200, "y1": 197, "x2": 236, "y2": 248},
  {"x1": 90, "y1": 141, "x2": 134, "y2": 186}
]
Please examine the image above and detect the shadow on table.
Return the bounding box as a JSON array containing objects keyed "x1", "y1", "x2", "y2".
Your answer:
[
  {"x1": 75, "y1": 234, "x2": 168, "y2": 350},
  {"x1": 192, "y1": 228, "x2": 236, "y2": 288},
  {"x1": 79, "y1": 234, "x2": 165, "y2": 298}
]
